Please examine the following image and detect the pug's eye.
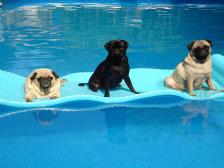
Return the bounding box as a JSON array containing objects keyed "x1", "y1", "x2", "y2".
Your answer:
[
  {"x1": 37, "y1": 77, "x2": 42, "y2": 82},
  {"x1": 203, "y1": 45, "x2": 209, "y2": 49},
  {"x1": 112, "y1": 46, "x2": 116, "y2": 49},
  {"x1": 49, "y1": 77, "x2": 53, "y2": 81},
  {"x1": 194, "y1": 48, "x2": 200, "y2": 52}
]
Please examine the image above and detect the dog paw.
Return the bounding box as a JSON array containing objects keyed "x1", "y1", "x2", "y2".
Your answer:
[
  {"x1": 189, "y1": 93, "x2": 196, "y2": 96},
  {"x1": 104, "y1": 93, "x2": 110, "y2": 97},
  {"x1": 50, "y1": 96, "x2": 58, "y2": 99},
  {"x1": 26, "y1": 97, "x2": 32, "y2": 102}
]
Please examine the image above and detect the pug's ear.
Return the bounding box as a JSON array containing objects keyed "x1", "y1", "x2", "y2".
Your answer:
[
  {"x1": 30, "y1": 72, "x2": 37, "y2": 81},
  {"x1": 121, "y1": 40, "x2": 129, "y2": 49},
  {"x1": 104, "y1": 41, "x2": 112, "y2": 52},
  {"x1": 205, "y1": 39, "x2": 213, "y2": 47},
  {"x1": 51, "y1": 71, "x2": 59, "y2": 79},
  {"x1": 187, "y1": 41, "x2": 195, "y2": 51}
]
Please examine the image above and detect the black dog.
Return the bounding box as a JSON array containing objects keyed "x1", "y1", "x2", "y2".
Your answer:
[{"x1": 79, "y1": 40, "x2": 138, "y2": 97}]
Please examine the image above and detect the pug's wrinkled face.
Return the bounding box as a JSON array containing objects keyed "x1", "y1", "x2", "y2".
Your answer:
[
  {"x1": 104, "y1": 40, "x2": 129, "y2": 57},
  {"x1": 37, "y1": 76, "x2": 53, "y2": 93},
  {"x1": 30, "y1": 70, "x2": 59, "y2": 94},
  {"x1": 188, "y1": 40, "x2": 212, "y2": 63}
]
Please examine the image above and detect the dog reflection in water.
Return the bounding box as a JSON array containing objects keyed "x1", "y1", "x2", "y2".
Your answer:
[
  {"x1": 33, "y1": 109, "x2": 59, "y2": 126},
  {"x1": 181, "y1": 101, "x2": 209, "y2": 127}
]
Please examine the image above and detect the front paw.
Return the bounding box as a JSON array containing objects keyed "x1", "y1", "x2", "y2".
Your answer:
[
  {"x1": 189, "y1": 92, "x2": 196, "y2": 96},
  {"x1": 104, "y1": 93, "x2": 110, "y2": 97},
  {"x1": 133, "y1": 91, "x2": 140, "y2": 94},
  {"x1": 26, "y1": 98, "x2": 32, "y2": 102},
  {"x1": 25, "y1": 95, "x2": 32, "y2": 102},
  {"x1": 50, "y1": 96, "x2": 59, "y2": 99}
]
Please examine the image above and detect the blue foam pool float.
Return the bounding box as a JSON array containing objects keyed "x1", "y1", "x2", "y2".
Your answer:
[{"x1": 0, "y1": 54, "x2": 224, "y2": 108}]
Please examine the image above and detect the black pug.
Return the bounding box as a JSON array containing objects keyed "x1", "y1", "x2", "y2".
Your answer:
[{"x1": 79, "y1": 40, "x2": 139, "y2": 97}]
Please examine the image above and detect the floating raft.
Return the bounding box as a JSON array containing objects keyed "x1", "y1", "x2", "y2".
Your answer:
[{"x1": 0, "y1": 54, "x2": 224, "y2": 108}]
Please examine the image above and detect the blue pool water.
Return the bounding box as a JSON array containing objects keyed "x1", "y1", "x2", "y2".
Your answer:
[
  {"x1": 1, "y1": 101, "x2": 224, "y2": 168},
  {"x1": 1, "y1": 2, "x2": 224, "y2": 168},
  {"x1": 1, "y1": 3, "x2": 224, "y2": 75}
]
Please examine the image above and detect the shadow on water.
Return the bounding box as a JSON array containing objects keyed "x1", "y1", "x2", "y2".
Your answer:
[{"x1": 32, "y1": 109, "x2": 60, "y2": 126}]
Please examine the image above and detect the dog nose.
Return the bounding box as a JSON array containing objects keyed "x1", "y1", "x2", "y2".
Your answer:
[
  {"x1": 43, "y1": 86, "x2": 49, "y2": 89},
  {"x1": 201, "y1": 50, "x2": 207, "y2": 56},
  {"x1": 42, "y1": 83, "x2": 50, "y2": 89},
  {"x1": 115, "y1": 50, "x2": 120, "y2": 54}
]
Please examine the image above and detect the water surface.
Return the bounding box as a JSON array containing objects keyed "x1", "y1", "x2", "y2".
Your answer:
[{"x1": 0, "y1": 3, "x2": 224, "y2": 76}]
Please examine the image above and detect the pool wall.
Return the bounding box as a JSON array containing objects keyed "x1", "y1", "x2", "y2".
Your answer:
[{"x1": 3, "y1": 0, "x2": 224, "y2": 4}]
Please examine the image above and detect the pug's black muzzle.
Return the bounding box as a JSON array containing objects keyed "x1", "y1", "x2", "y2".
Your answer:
[
  {"x1": 39, "y1": 80, "x2": 51, "y2": 92},
  {"x1": 194, "y1": 48, "x2": 209, "y2": 62}
]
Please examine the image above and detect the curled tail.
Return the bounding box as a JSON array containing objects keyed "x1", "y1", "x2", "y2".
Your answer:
[
  {"x1": 78, "y1": 83, "x2": 88, "y2": 87},
  {"x1": 60, "y1": 79, "x2": 67, "y2": 86}
]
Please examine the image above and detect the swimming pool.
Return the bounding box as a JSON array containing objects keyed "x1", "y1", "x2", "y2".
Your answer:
[{"x1": 1, "y1": 1, "x2": 224, "y2": 168}]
